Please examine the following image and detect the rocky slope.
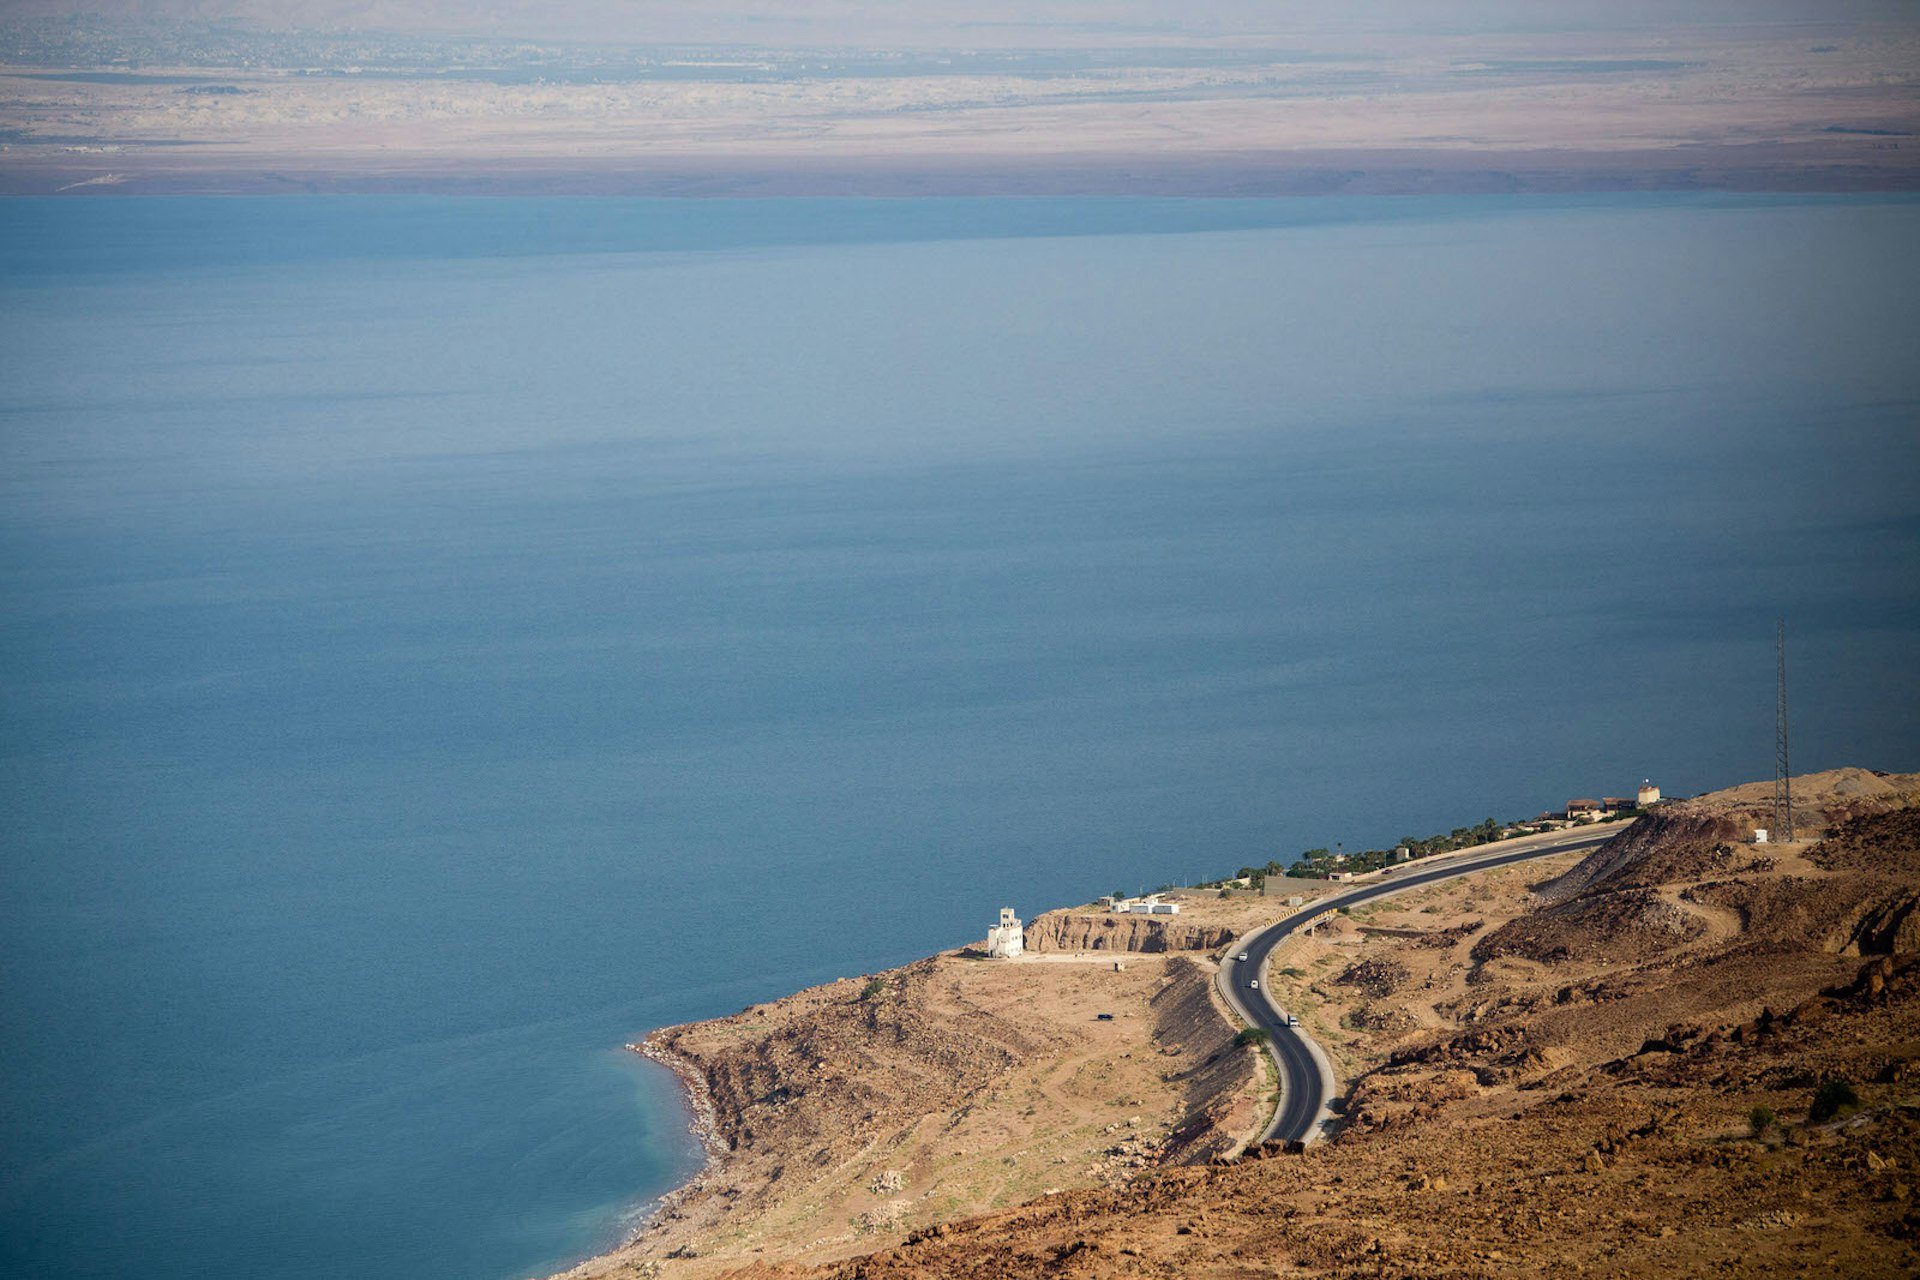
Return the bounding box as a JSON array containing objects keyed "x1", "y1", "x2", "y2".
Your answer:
[
  {"x1": 1145, "y1": 963, "x2": 1256, "y2": 1168},
  {"x1": 698, "y1": 768, "x2": 1920, "y2": 1280},
  {"x1": 555, "y1": 953, "x2": 1261, "y2": 1279},
  {"x1": 1483, "y1": 769, "x2": 1920, "y2": 969}
]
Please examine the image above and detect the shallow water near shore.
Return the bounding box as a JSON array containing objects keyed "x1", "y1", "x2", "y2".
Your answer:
[{"x1": 2, "y1": 194, "x2": 1918, "y2": 1280}]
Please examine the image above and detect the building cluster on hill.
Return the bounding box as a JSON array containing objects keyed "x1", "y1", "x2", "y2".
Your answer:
[
  {"x1": 1530, "y1": 781, "x2": 1662, "y2": 826},
  {"x1": 1101, "y1": 894, "x2": 1183, "y2": 916},
  {"x1": 1197, "y1": 781, "x2": 1669, "y2": 885}
]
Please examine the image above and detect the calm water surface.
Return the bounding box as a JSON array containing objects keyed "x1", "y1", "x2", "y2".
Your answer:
[{"x1": 2, "y1": 195, "x2": 1917, "y2": 1279}]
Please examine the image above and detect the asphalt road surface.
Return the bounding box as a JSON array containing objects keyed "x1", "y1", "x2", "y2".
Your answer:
[{"x1": 1223, "y1": 830, "x2": 1615, "y2": 1144}]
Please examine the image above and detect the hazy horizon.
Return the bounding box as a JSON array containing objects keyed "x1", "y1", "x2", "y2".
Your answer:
[{"x1": 13, "y1": 1, "x2": 1920, "y2": 47}]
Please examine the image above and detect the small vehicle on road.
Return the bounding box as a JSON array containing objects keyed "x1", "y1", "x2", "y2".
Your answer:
[
  {"x1": 1285, "y1": 1014, "x2": 1300, "y2": 1027},
  {"x1": 1237, "y1": 952, "x2": 1249, "y2": 961},
  {"x1": 1249, "y1": 980, "x2": 1258, "y2": 989}
]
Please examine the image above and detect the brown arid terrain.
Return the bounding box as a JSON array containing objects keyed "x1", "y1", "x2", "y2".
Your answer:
[
  {"x1": 553, "y1": 948, "x2": 1268, "y2": 1280},
  {"x1": 564, "y1": 767, "x2": 1920, "y2": 1279}
]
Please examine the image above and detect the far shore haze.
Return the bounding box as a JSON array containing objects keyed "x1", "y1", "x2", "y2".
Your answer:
[{"x1": 5, "y1": 13, "x2": 1917, "y2": 195}]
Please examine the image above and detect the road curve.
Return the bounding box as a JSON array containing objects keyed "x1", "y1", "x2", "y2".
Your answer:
[{"x1": 1219, "y1": 829, "x2": 1615, "y2": 1145}]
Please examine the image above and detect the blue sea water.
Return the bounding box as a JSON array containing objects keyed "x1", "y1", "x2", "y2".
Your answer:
[{"x1": 1, "y1": 194, "x2": 1917, "y2": 1280}]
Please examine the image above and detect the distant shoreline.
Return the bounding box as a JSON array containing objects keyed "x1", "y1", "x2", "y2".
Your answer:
[{"x1": 7, "y1": 143, "x2": 1920, "y2": 198}]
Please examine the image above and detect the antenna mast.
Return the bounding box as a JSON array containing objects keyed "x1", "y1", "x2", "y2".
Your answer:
[{"x1": 1774, "y1": 619, "x2": 1793, "y2": 842}]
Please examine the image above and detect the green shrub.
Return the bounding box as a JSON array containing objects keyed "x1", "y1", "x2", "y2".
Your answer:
[
  {"x1": 1748, "y1": 1105, "x2": 1776, "y2": 1136},
  {"x1": 1234, "y1": 1027, "x2": 1271, "y2": 1048},
  {"x1": 857, "y1": 977, "x2": 886, "y2": 1002},
  {"x1": 1809, "y1": 1078, "x2": 1861, "y2": 1122}
]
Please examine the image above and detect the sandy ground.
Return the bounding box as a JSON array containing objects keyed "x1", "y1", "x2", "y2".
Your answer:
[
  {"x1": 553, "y1": 949, "x2": 1265, "y2": 1279},
  {"x1": 1255, "y1": 847, "x2": 1596, "y2": 1084}
]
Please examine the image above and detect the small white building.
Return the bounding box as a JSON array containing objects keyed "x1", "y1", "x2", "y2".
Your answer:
[
  {"x1": 1638, "y1": 780, "x2": 1662, "y2": 807},
  {"x1": 1106, "y1": 894, "x2": 1181, "y2": 915},
  {"x1": 986, "y1": 906, "x2": 1025, "y2": 958}
]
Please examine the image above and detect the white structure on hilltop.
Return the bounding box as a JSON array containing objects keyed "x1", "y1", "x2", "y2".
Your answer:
[
  {"x1": 986, "y1": 906, "x2": 1025, "y2": 958},
  {"x1": 1105, "y1": 894, "x2": 1181, "y2": 916},
  {"x1": 1638, "y1": 780, "x2": 1662, "y2": 807}
]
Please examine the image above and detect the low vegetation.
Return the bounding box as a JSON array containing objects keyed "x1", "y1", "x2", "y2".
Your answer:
[
  {"x1": 1200, "y1": 809, "x2": 1642, "y2": 890},
  {"x1": 1809, "y1": 1077, "x2": 1861, "y2": 1123}
]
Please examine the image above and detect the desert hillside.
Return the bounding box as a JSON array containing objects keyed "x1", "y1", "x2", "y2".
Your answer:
[
  {"x1": 555, "y1": 951, "x2": 1265, "y2": 1279},
  {"x1": 700, "y1": 769, "x2": 1920, "y2": 1279}
]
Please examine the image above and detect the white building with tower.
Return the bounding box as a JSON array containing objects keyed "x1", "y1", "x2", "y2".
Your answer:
[
  {"x1": 1637, "y1": 780, "x2": 1662, "y2": 807},
  {"x1": 986, "y1": 906, "x2": 1025, "y2": 958}
]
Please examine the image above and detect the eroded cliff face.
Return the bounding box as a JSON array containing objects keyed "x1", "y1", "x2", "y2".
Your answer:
[{"x1": 1023, "y1": 909, "x2": 1236, "y2": 954}]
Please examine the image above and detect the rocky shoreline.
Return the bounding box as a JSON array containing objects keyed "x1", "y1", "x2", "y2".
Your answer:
[
  {"x1": 629, "y1": 1034, "x2": 726, "y2": 1167},
  {"x1": 613, "y1": 1034, "x2": 728, "y2": 1257}
]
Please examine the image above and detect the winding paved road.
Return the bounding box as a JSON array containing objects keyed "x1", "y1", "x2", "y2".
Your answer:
[{"x1": 1219, "y1": 829, "x2": 1614, "y2": 1144}]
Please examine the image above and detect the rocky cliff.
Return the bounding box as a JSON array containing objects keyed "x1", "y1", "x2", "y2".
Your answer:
[{"x1": 1023, "y1": 908, "x2": 1236, "y2": 954}]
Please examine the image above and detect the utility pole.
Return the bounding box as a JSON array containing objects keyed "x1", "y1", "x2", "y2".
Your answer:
[{"x1": 1775, "y1": 619, "x2": 1793, "y2": 842}]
